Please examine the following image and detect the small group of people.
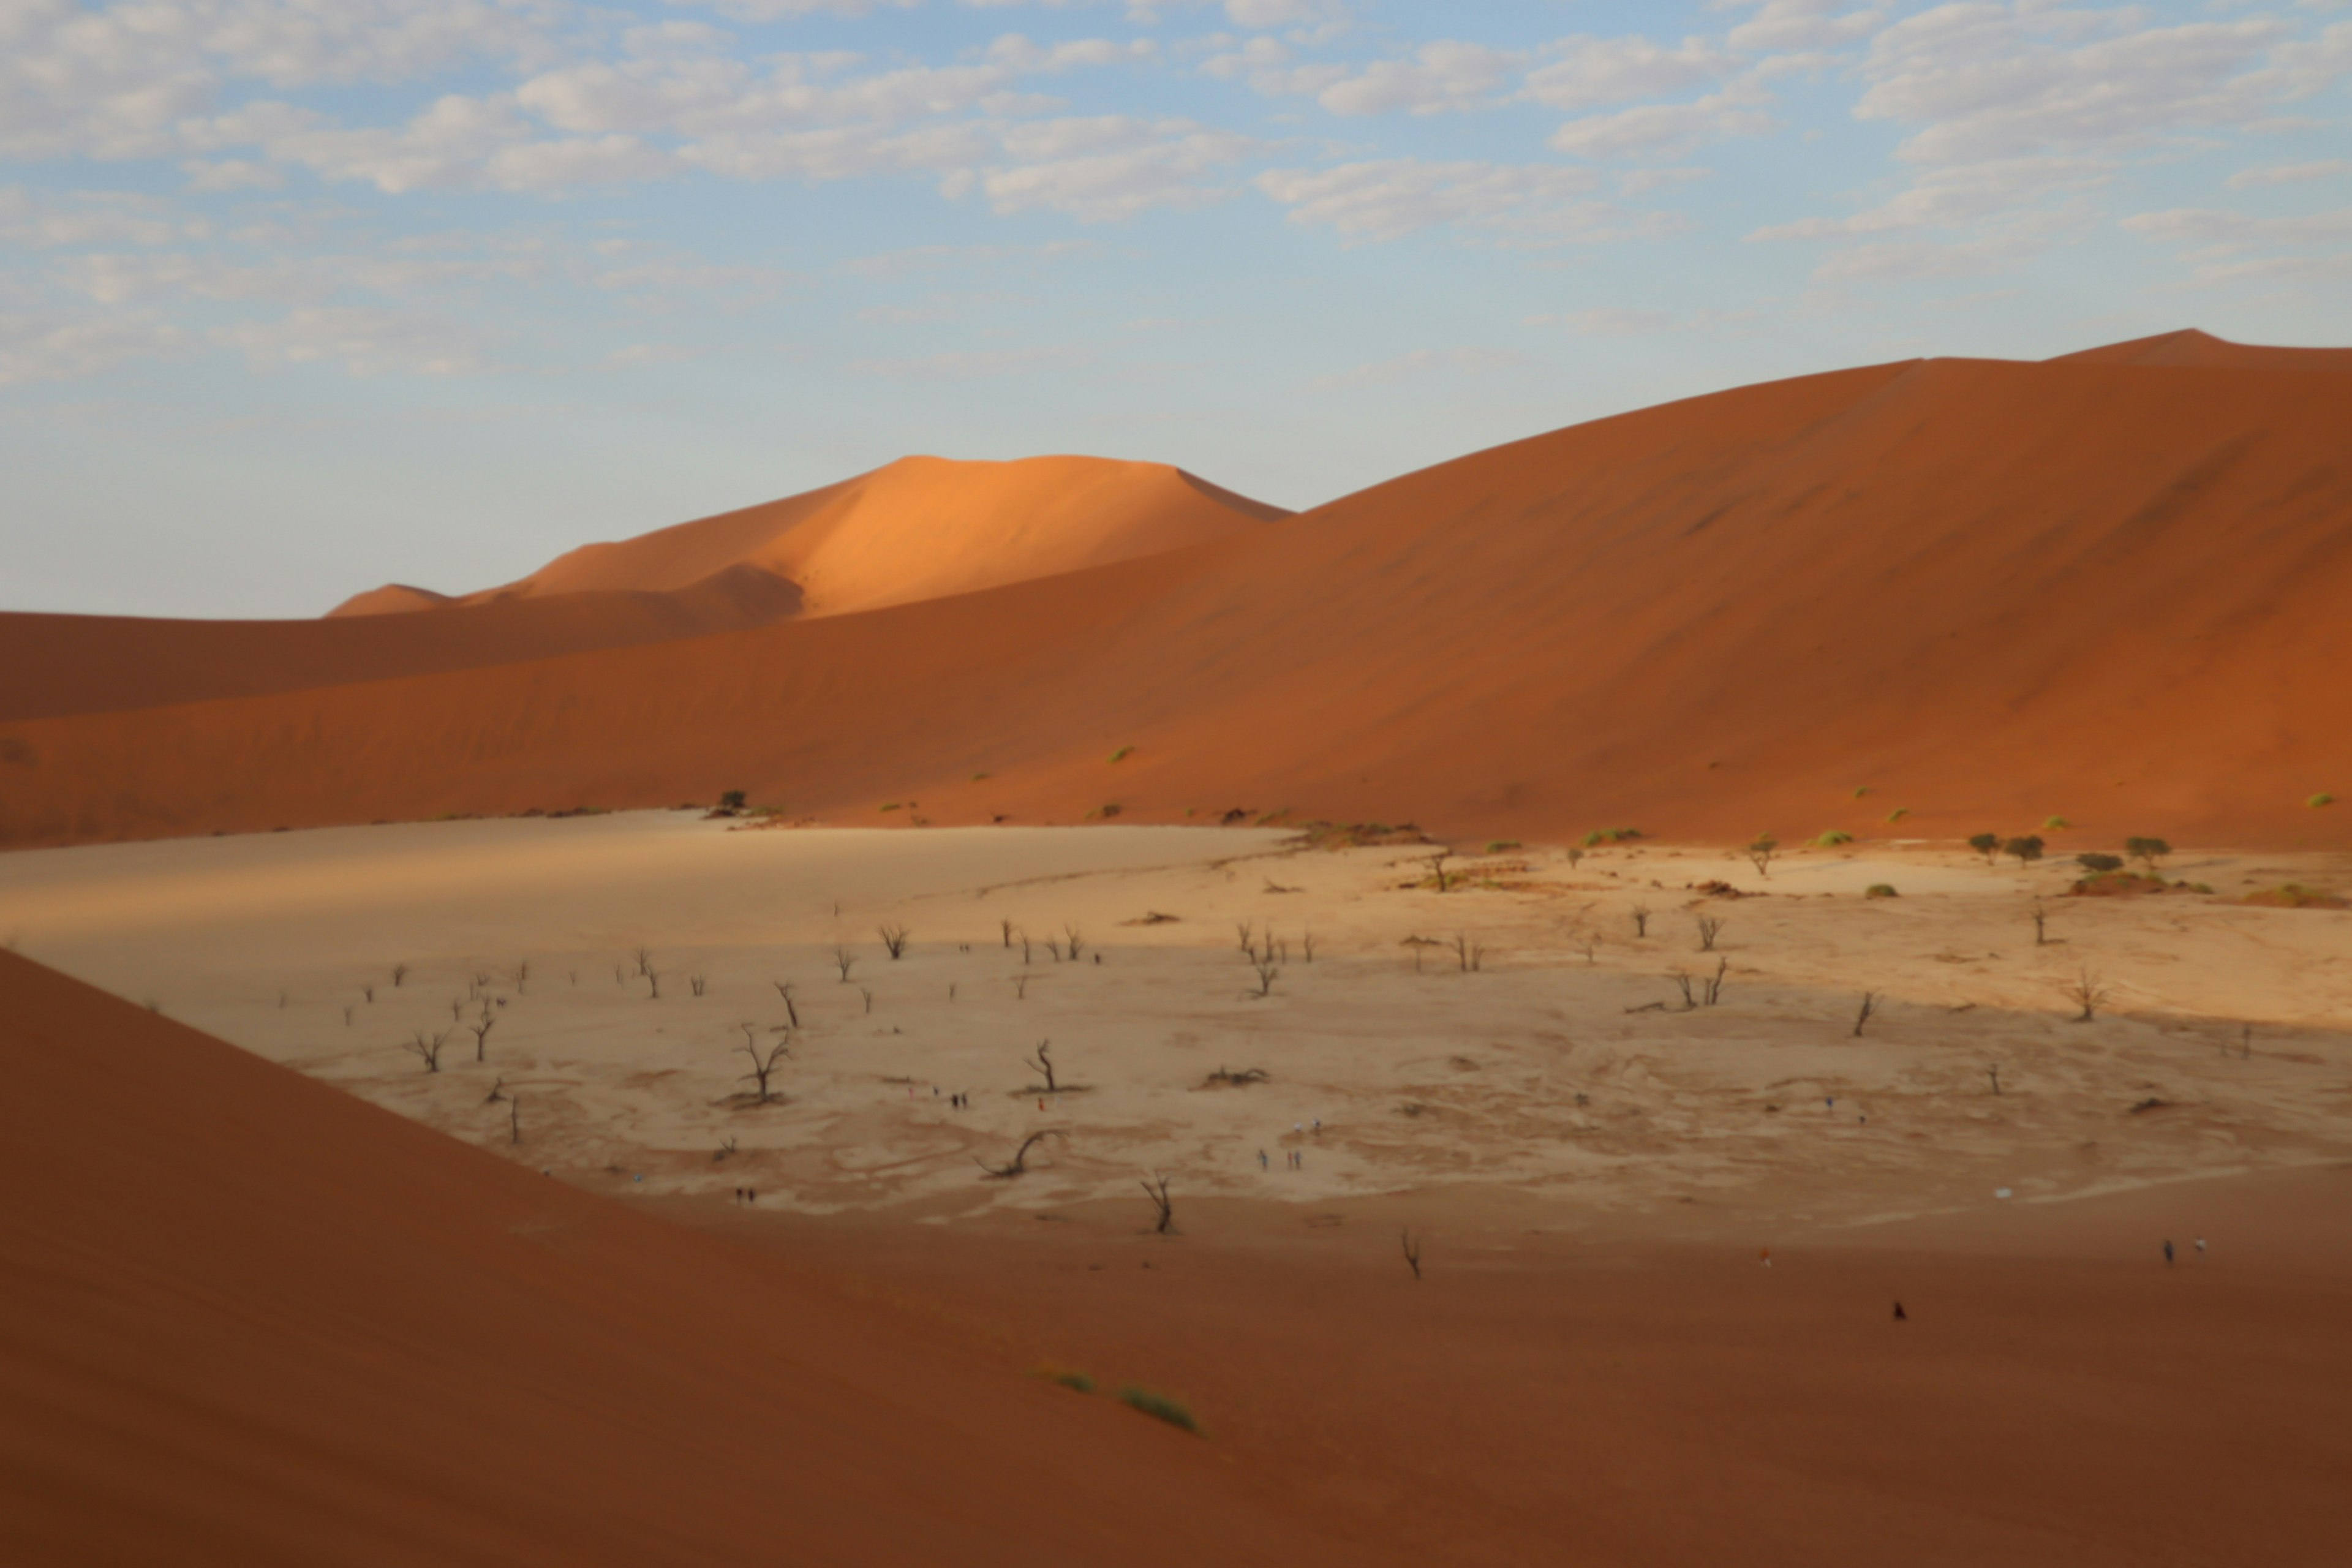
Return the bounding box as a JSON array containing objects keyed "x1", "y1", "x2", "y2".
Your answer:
[
  {"x1": 2163, "y1": 1237, "x2": 2209, "y2": 1264},
  {"x1": 731, "y1": 1187, "x2": 760, "y2": 1205}
]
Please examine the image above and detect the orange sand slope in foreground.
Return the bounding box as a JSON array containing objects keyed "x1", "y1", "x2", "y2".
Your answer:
[
  {"x1": 0, "y1": 950, "x2": 1378, "y2": 1567},
  {"x1": 2, "y1": 337, "x2": 2348, "y2": 848},
  {"x1": 330, "y1": 454, "x2": 1286, "y2": 619}
]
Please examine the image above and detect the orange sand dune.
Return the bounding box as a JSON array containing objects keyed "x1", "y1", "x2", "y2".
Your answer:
[
  {"x1": 0, "y1": 949, "x2": 1384, "y2": 1567},
  {"x1": 0, "y1": 570, "x2": 801, "y2": 723},
  {"x1": 6, "y1": 457, "x2": 1276, "y2": 724},
  {"x1": 2052, "y1": 326, "x2": 2352, "y2": 372},
  {"x1": 3, "y1": 339, "x2": 2348, "y2": 849},
  {"x1": 331, "y1": 454, "x2": 1286, "y2": 620}
]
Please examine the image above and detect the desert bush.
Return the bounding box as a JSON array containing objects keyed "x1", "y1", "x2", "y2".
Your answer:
[
  {"x1": 1967, "y1": 833, "x2": 2000, "y2": 864},
  {"x1": 1107, "y1": 746, "x2": 1134, "y2": 763},
  {"x1": 878, "y1": 924, "x2": 911, "y2": 960},
  {"x1": 1746, "y1": 833, "x2": 1778, "y2": 877},
  {"x1": 719, "y1": 790, "x2": 747, "y2": 811},
  {"x1": 1117, "y1": 1387, "x2": 1198, "y2": 1434},
  {"x1": 1487, "y1": 840, "x2": 1520, "y2": 853},
  {"x1": 2243, "y1": 884, "x2": 2349, "y2": 909},
  {"x1": 2310, "y1": 793, "x2": 2335, "y2": 808},
  {"x1": 2043, "y1": 815, "x2": 2070, "y2": 829},
  {"x1": 1865, "y1": 884, "x2": 1898, "y2": 899},
  {"x1": 2076, "y1": 853, "x2": 2124, "y2": 874},
  {"x1": 1885, "y1": 808, "x2": 1908, "y2": 823},
  {"x1": 1816, "y1": 830, "x2": 1853, "y2": 847},
  {"x1": 2124, "y1": 836, "x2": 2171, "y2": 872},
  {"x1": 2003, "y1": 835, "x2": 2044, "y2": 865},
  {"x1": 1043, "y1": 1368, "x2": 1096, "y2": 1394}
]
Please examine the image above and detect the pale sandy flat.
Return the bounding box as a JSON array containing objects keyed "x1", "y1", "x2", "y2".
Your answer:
[{"x1": 2, "y1": 816, "x2": 2346, "y2": 1229}]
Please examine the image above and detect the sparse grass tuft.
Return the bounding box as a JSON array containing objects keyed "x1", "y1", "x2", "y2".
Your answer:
[
  {"x1": 2311, "y1": 793, "x2": 2335, "y2": 808},
  {"x1": 1817, "y1": 830, "x2": 1854, "y2": 847},
  {"x1": 878, "y1": 802, "x2": 901, "y2": 812},
  {"x1": 1885, "y1": 808, "x2": 1908, "y2": 823},
  {"x1": 2043, "y1": 815, "x2": 2070, "y2": 829},
  {"x1": 1865, "y1": 883, "x2": 1898, "y2": 898},
  {"x1": 1108, "y1": 746, "x2": 1134, "y2": 763},
  {"x1": 1036, "y1": 1365, "x2": 1096, "y2": 1394},
  {"x1": 1486, "y1": 839, "x2": 1521, "y2": 853},
  {"x1": 2244, "y1": 884, "x2": 2348, "y2": 910},
  {"x1": 1582, "y1": 827, "x2": 1645, "y2": 846},
  {"x1": 1117, "y1": 1386, "x2": 1198, "y2": 1433}
]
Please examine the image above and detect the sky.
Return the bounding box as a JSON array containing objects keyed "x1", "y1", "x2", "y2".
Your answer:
[{"x1": 4, "y1": 0, "x2": 2348, "y2": 619}]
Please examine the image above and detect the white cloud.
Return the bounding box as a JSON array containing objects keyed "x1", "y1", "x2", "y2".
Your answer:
[
  {"x1": 1722, "y1": 1, "x2": 1886, "y2": 55},
  {"x1": 1526, "y1": 306, "x2": 1674, "y2": 336},
  {"x1": 1522, "y1": 35, "x2": 1732, "y2": 113},
  {"x1": 211, "y1": 303, "x2": 494, "y2": 375},
  {"x1": 0, "y1": 311, "x2": 192, "y2": 385},
  {"x1": 2226, "y1": 159, "x2": 2350, "y2": 189},
  {"x1": 1308, "y1": 345, "x2": 1528, "y2": 390},
  {"x1": 981, "y1": 117, "x2": 1257, "y2": 220},
  {"x1": 1312, "y1": 42, "x2": 1521, "y2": 117},
  {"x1": 1256, "y1": 158, "x2": 1629, "y2": 244},
  {"x1": 1548, "y1": 86, "x2": 1773, "y2": 159}
]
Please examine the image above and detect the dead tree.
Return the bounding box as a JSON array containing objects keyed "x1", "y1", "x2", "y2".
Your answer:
[
  {"x1": 391, "y1": 963, "x2": 409, "y2": 988},
  {"x1": 342, "y1": 1005, "x2": 353, "y2": 1027},
  {"x1": 1696, "y1": 914, "x2": 1725, "y2": 952},
  {"x1": 511, "y1": 960, "x2": 530, "y2": 994},
  {"x1": 448, "y1": 997, "x2": 465, "y2": 1023},
  {"x1": 859, "y1": 986, "x2": 873, "y2": 1014},
  {"x1": 688, "y1": 973, "x2": 707, "y2": 997},
  {"x1": 1063, "y1": 925, "x2": 1085, "y2": 963},
  {"x1": 738, "y1": 1034, "x2": 790, "y2": 1103},
  {"x1": 1300, "y1": 931, "x2": 1316, "y2": 963},
  {"x1": 1235, "y1": 919, "x2": 1256, "y2": 957},
  {"x1": 405, "y1": 1028, "x2": 451, "y2": 1072},
  {"x1": 2065, "y1": 967, "x2": 2111, "y2": 1023},
  {"x1": 485, "y1": 1076, "x2": 507, "y2": 1104},
  {"x1": 1250, "y1": 959, "x2": 1280, "y2": 998},
  {"x1": 1853, "y1": 991, "x2": 1879, "y2": 1037},
  {"x1": 1025, "y1": 1040, "x2": 1060, "y2": 1093},
  {"x1": 646, "y1": 965, "x2": 662, "y2": 1000},
  {"x1": 1578, "y1": 937, "x2": 1599, "y2": 967},
  {"x1": 1670, "y1": 971, "x2": 1697, "y2": 1010},
  {"x1": 833, "y1": 947, "x2": 855, "y2": 982},
  {"x1": 633, "y1": 946, "x2": 655, "y2": 978},
  {"x1": 1401, "y1": 1228, "x2": 1423, "y2": 1281},
  {"x1": 467, "y1": 1002, "x2": 497, "y2": 1063},
  {"x1": 508, "y1": 1093, "x2": 521, "y2": 1146},
  {"x1": 2032, "y1": 899, "x2": 2049, "y2": 946},
  {"x1": 1403, "y1": 935, "x2": 1441, "y2": 971},
  {"x1": 1019, "y1": 930, "x2": 1033, "y2": 965},
  {"x1": 978, "y1": 1130, "x2": 1064, "y2": 1179},
  {"x1": 714, "y1": 1136, "x2": 738, "y2": 1163},
  {"x1": 1141, "y1": 1175, "x2": 1175, "y2": 1234},
  {"x1": 1427, "y1": 851, "x2": 1454, "y2": 893},
  {"x1": 1012, "y1": 973, "x2": 1031, "y2": 1000},
  {"x1": 1987, "y1": 1065, "x2": 2002, "y2": 1096},
  {"x1": 772, "y1": 980, "x2": 799, "y2": 1027},
  {"x1": 879, "y1": 924, "x2": 911, "y2": 960},
  {"x1": 363, "y1": 985, "x2": 375, "y2": 1003},
  {"x1": 1630, "y1": 904, "x2": 1651, "y2": 938},
  {"x1": 1452, "y1": 932, "x2": 1485, "y2": 973},
  {"x1": 1702, "y1": 956, "x2": 1727, "y2": 1007}
]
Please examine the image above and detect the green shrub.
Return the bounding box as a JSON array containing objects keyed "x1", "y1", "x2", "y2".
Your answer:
[
  {"x1": 1486, "y1": 840, "x2": 1521, "y2": 853},
  {"x1": 2003, "y1": 835, "x2": 2045, "y2": 865},
  {"x1": 2076, "y1": 853, "x2": 2124, "y2": 874},
  {"x1": 1885, "y1": 808, "x2": 1908, "y2": 823},
  {"x1": 2311, "y1": 793, "x2": 2335, "y2": 808},
  {"x1": 971, "y1": 772, "x2": 992, "y2": 782},
  {"x1": 718, "y1": 790, "x2": 747, "y2": 811},
  {"x1": 1049, "y1": 1370, "x2": 1095, "y2": 1393},
  {"x1": 1117, "y1": 1387, "x2": 1198, "y2": 1433},
  {"x1": 2124, "y1": 835, "x2": 2171, "y2": 872},
  {"x1": 1852, "y1": 786, "x2": 1871, "y2": 799},
  {"x1": 1099, "y1": 802, "x2": 1122, "y2": 818},
  {"x1": 1967, "y1": 832, "x2": 2000, "y2": 864},
  {"x1": 1108, "y1": 746, "x2": 1134, "y2": 764},
  {"x1": 1817, "y1": 830, "x2": 1854, "y2": 847},
  {"x1": 2043, "y1": 815, "x2": 2070, "y2": 829},
  {"x1": 1865, "y1": 883, "x2": 1898, "y2": 899}
]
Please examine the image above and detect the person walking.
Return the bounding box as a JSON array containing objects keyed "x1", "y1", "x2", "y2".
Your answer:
[
  {"x1": 2164, "y1": 1239, "x2": 2176, "y2": 1266},
  {"x1": 2195, "y1": 1236, "x2": 2207, "y2": 1257}
]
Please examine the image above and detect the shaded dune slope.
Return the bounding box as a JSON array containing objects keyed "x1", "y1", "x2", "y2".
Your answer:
[
  {"x1": 0, "y1": 950, "x2": 1379, "y2": 1567},
  {"x1": 4, "y1": 349, "x2": 2347, "y2": 848},
  {"x1": 331, "y1": 454, "x2": 1286, "y2": 620}
]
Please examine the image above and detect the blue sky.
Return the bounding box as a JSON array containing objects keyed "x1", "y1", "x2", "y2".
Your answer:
[{"x1": 4, "y1": 0, "x2": 2347, "y2": 617}]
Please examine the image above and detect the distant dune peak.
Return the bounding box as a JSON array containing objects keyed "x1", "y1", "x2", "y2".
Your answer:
[
  {"x1": 2051, "y1": 328, "x2": 2352, "y2": 372},
  {"x1": 328, "y1": 452, "x2": 1285, "y2": 624}
]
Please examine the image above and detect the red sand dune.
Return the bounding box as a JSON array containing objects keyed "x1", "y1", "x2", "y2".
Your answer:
[
  {"x1": 328, "y1": 454, "x2": 1286, "y2": 620},
  {"x1": 2, "y1": 337, "x2": 2348, "y2": 849},
  {"x1": 1, "y1": 457, "x2": 1275, "y2": 725},
  {"x1": 0, "y1": 949, "x2": 1382, "y2": 1567},
  {"x1": 2051, "y1": 327, "x2": 2352, "y2": 373}
]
